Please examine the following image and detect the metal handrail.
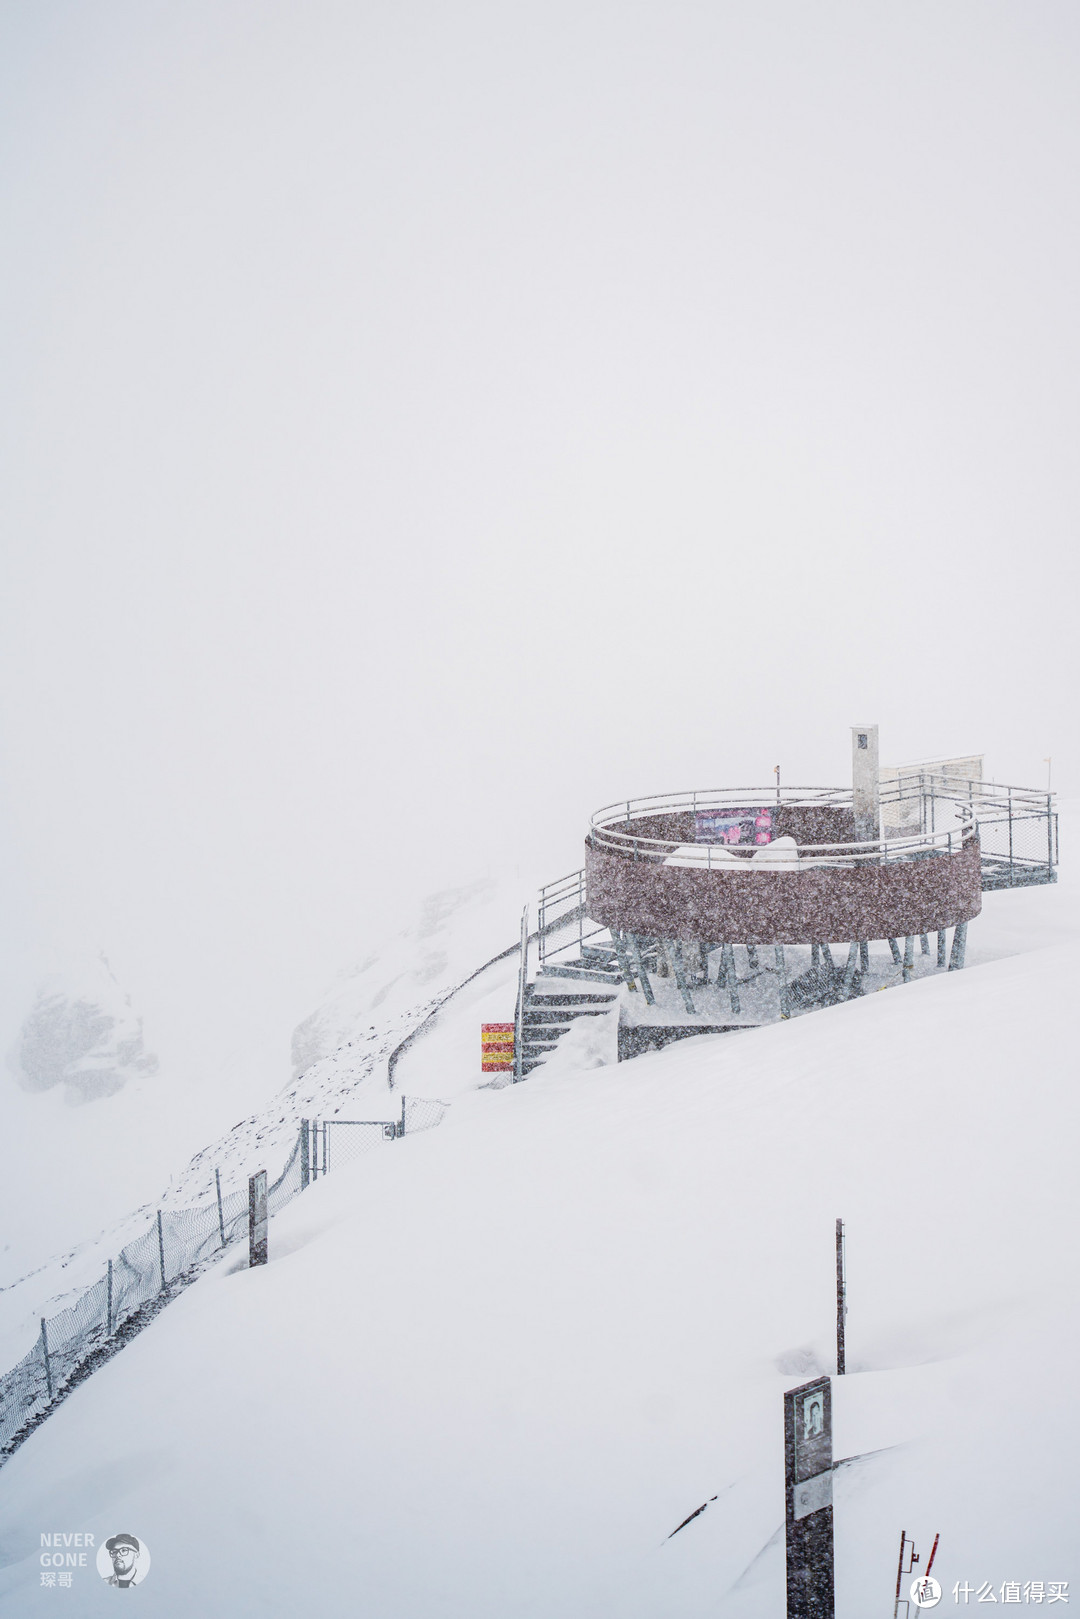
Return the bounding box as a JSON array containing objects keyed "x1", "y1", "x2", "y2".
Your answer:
[
  {"x1": 589, "y1": 785, "x2": 977, "y2": 868},
  {"x1": 880, "y1": 773, "x2": 1053, "y2": 810}
]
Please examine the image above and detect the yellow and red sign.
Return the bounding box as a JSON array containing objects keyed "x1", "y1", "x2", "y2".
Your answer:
[{"x1": 481, "y1": 1023, "x2": 515, "y2": 1074}]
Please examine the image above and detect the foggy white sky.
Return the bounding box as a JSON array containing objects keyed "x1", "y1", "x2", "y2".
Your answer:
[{"x1": 1, "y1": 1, "x2": 1078, "y2": 1087}]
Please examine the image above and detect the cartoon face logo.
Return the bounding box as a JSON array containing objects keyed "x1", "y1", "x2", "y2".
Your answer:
[{"x1": 96, "y1": 1534, "x2": 151, "y2": 1588}]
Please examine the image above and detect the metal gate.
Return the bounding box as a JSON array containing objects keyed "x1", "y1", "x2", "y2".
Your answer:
[{"x1": 300, "y1": 1115, "x2": 400, "y2": 1185}]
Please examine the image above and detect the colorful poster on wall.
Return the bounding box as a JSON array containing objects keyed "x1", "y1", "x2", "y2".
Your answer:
[{"x1": 694, "y1": 807, "x2": 774, "y2": 846}]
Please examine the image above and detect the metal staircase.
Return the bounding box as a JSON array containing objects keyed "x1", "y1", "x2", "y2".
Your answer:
[{"x1": 518, "y1": 984, "x2": 620, "y2": 1077}]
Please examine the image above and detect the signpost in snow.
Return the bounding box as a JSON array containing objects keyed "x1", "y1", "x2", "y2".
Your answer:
[
  {"x1": 248, "y1": 1170, "x2": 268, "y2": 1268},
  {"x1": 785, "y1": 1375, "x2": 834, "y2": 1618},
  {"x1": 481, "y1": 1023, "x2": 515, "y2": 1075}
]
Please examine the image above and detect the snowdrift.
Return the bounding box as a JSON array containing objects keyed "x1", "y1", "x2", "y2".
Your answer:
[{"x1": 0, "y1": 855, "x2": 1076, "y2": 1614}]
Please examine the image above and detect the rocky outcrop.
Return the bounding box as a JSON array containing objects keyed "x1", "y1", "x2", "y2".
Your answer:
[{"x1": 9, "y1": 958, "x2": 158, "y2": 1105}]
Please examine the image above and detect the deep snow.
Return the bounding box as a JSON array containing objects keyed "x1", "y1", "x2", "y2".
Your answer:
[{"x1": 0, "y1": 833, "x2": 1077, "y2": 1614}]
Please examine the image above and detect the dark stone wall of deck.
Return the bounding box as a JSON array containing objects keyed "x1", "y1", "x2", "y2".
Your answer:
[{"x1": 585, "y1": 835, "x2": 982, "y2": 944}]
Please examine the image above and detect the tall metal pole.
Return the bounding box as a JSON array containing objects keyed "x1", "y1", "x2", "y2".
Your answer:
[
  {"x1": 513, "y1": 905, "x2": 528, "y2": 1082},
  {"x1": 835, "y1": 1219, "x2": 846, "y2": 1375},
  {"x1": 41, "y1": 1318, "x2": 53, "y2": 1401},
  {"x1": 156, "y1": 1209, "x2": 166, "y2": 1293}
]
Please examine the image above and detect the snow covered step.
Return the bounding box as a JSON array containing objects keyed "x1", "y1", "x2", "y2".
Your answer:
[
  {"x1": 526, "y1": 990, "x2": 618, "y2": 1006},
  {"x1": 514, "y1": 983, "x2": 621, "y2": 1078},
  {"x1": 537, "y1": 962, "x2": 622, "y2": 984}
]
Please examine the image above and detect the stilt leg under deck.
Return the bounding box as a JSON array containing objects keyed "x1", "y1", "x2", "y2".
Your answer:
[
  {"x1": 669, "y1": 941, "x2": 697, "y2": 1014},
  {"x1": 937, "y1": 930, "x2": 947, "y2": 967},
  {"x1": 811, "y1": 942, "x2": 821, "y2": 972},
  {"x1": 609, "y1": 930, "x2": 639, "y2": 994},
  {"x1": 920, "y1": 934, "x2": 930, "y2": 956},
  {"x1": 859, "y1": 940, "x2": 870, "y2": 973},
  {"x1": 948, "y1": 921, "x2": 968, "y2": 971},
  {"x1": 746, "y1": 944, "x2": 759, "y2": 971},
  {"x1": 840, "y1": 941, "x2": 859, "y2": 999},
  {"x1": 628, "y1": 934, "x2": 655, "y2": 1005},
  {"x1": 819, "y1": 942, "x2": 836, "y2": 980},
  {"x1": 902, "y1": 936, "x2": 914, "y2": 982},
  {"x1": 888, "y1": 938, "x2": 903, "y2": 966},
  {"x1": 775, "y1": 945, "x2": 791, "y2": 1018},
  {"x1": 722, "y1": 943, "x2": 741, "y2": 1015},
  {"x1": 715, "y1": 945, "x2": 727, "y2": 989}
]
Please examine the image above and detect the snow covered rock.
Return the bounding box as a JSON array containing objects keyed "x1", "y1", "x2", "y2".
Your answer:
[{"x1": 7, "y1": 957, "x2": 158, "y2": 1105}]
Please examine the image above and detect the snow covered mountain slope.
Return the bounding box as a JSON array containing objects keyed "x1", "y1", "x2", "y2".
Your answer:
[
  {"x1": 0, "y1": 834, "x2": 1075, "y2": 1614},
  {"x1": 0, "y1": 876, "x2": 533, "y2": 1369}
]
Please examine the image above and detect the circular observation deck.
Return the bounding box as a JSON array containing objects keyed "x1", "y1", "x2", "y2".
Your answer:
[{"x1": 584, "y1": 787, "x2": 982, "y2": 946}]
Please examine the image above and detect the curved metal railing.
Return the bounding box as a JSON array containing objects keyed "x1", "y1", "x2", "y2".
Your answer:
[{"x1": 589, "y1": 785, "x2": 977, "y2": 869}]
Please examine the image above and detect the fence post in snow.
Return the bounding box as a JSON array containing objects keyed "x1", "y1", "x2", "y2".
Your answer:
[
  {"x1": 156, "y1": 1210, "x2": 166, "y2": 1293},
  {"x1": 248, "y1": 1170, "x2": 268, "y2": 1267},
  {"x1": 40, "y1": 1319, "x2": 53, "y2": 1401},
  {"x1": 299, "y1": 1121, "x2": 310, "y2": 1189},
  {"x1": 106, "y1": 1259, "x2": 113, "y2": 1335},
  {"x1": 400, "y1": 1094, "x2": 406, "y2": 1137},
  {"x1": 835, "y1": 1219, "x2": 846, "y2": 1376},
  {"x1": 215, "y1": 1167, "x2": 226, "y2": 1246}
]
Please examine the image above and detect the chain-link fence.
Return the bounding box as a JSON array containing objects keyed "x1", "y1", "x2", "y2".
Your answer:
[{"x1": 0, "y1": 1095, "x2": 448, "y2": 1461}]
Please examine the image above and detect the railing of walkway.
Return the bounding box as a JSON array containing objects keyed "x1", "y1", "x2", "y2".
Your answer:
[{"x1": 589, "y1": 786, "x2": 977, "y2": 867}]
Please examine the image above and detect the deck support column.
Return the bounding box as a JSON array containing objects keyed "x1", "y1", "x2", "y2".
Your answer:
[
  {"x1": 722, "y1": 944, "x2": 741, "y2": 1015},
  {"x1": 902, "y1": 936, "x2": 914, "y2": 982},
  {"x1": 774, "y1": 945, "x2": 791, "y2": 1018},
  {"x1": 840, "y1": 942, "x2": 859, "y2": 1000},
  {"x1": 627, "y1": 934, "x2": 656, "y2": 1005},
  {"x1": 948, "y1": 921, "x2": 968, "y2": 971},
  {"x1": 669, "y1": 941, "x2": 697, "y2": 1015},
  {"x1": 937, "y1": 930, "x2": 947, "y2": 967}
]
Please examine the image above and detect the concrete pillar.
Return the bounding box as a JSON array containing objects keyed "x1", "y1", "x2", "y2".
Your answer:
[{"x1": 851, "y1": 724, "x2": 880, "y2": 846}]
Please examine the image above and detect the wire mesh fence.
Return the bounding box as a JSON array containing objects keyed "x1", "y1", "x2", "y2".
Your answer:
[{"x1": 0, "y1": 1095, "x2": 448, "y2": 1461}]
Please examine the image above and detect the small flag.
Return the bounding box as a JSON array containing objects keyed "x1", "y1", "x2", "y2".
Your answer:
[{"x1": 481, "y1": 1023, "x2": 515, "y2": 1073}]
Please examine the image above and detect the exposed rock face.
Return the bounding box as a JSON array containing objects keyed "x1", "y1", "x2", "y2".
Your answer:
[{"x1": 9, "y1": 959, "x2": 158, "y2": 1105}]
